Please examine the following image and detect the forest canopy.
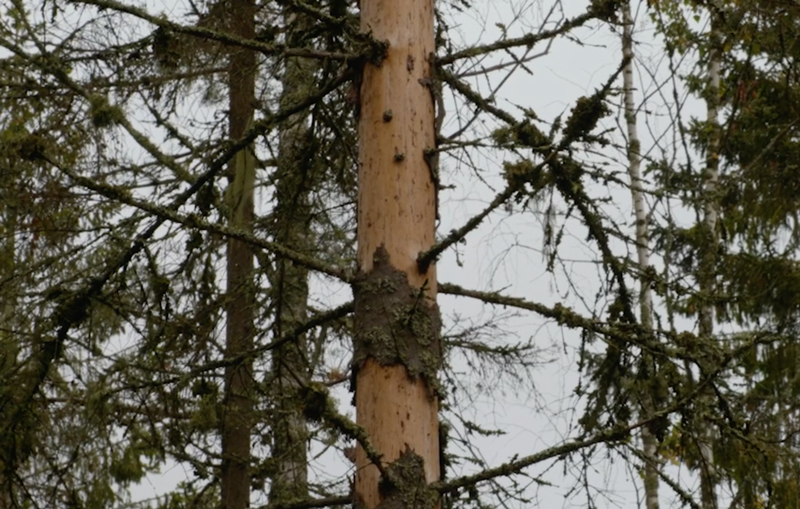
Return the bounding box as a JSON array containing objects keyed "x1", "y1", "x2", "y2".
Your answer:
[{"x1": 2, "y1": 0, "x2": 800, "y2": 508}]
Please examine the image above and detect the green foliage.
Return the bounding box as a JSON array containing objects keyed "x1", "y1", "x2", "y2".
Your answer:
[{"x1": 646, "y1": 0, "x2": 800, "y2": 504}]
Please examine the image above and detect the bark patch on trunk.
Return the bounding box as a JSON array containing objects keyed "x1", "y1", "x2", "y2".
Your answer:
[
  {"x1": 352, "y1": 246, "x2": 442, "y2": 389},
  {"x1": 354, "y1": 447, "x2": 438, "y2": 509}
]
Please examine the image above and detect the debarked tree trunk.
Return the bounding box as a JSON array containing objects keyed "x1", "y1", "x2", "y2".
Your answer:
[{"x1": 353, "y1": 0, "x2": 441, "y2": 506}]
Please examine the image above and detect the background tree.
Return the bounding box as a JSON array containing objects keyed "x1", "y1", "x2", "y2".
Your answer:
[
  {"x1": 641, "y1": 0, "x2": 800, "y2": 506},
  {"x1": 220, "y1": 0, "x2": 257, "y2": 507},
  {"x1": 621, "y1": 2, "x2": 660, "y2": 507}
]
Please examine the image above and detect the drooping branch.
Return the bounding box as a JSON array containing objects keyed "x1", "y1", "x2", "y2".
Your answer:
[
  {"x1": 624, "y1": 444, "x2": 701, "y2": 509},
  {"x1": 258, "y1": 494, "x2": 351, "y2": 509},
  {"x1": 71, "y1": 0, "x2": 359, "y2": 61},
  {"x1": 95, "y1": 302, "x2": 355, "y2": 395},
  {"x1": 52, "y1": 161, "x2": 352, "y2": 282}
]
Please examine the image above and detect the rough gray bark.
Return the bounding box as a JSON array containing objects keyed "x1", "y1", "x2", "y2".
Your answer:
[
  {"x1": 266, "y1": 11, "x2": 317, "y2": 506},
  {"x1": 621, "y1": 4, "x2": 660, "y2": 508},
  {"x1": 220, "y1": 0, "x2": 256, "y2": 507}
]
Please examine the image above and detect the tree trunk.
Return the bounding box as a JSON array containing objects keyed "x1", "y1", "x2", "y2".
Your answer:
[
  {"x1": 698, "y1": 12, "x2": 721, "y2": 509},
  {"x1": 621, "y1": 4, "x2": 659, "y2": 509},
  {"x1": 0, "y1": 185, "x2": 17, "y2": 507},
  {"x1": 353, "y1": 0, "x2": 440, "y2": 506},
  {"x1": 221, "y1": 0, "x2": 256, "y2": 507},
  {"x1": 267, "y1": 10, "x2": 316, "y2": 506}
]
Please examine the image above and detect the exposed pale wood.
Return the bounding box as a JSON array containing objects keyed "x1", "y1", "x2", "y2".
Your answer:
[
  {"x1": 356, "y1": 361, "x2": 440, "y2": 508},
  {"x1": 357, "y1": 0, "x2": 437, "y2": 286}
]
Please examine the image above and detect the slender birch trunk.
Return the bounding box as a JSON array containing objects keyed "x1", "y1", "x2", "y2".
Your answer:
[
  {"x1": 622, "y1": 4, "x2": 660, "y2": 509},
  {"x1": 267, "y1": 11, "x2": 316, "y2": 506},
  {"x1": 353, "y1": 0, "x2": 441, "y2": 505},
  {"x1": 697, "y1": 13, "x2": 721, "y2": 509},
  {"x1": 221, "y1": 0, "x2": 256, "y2": 507}
]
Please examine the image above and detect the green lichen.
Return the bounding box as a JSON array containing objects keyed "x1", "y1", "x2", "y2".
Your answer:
[
  {"x1": 16, "y1": 132, "x2": 47, "y2": 161},
  {"x1": 352, "y1": 246, "x2": 442, "y2": 391},
  {"x1": 88, "y1": 95, "x2": 123, "y2": 128},
  {"x1": 589, "y1": 0, "x2": 620, "y2": 23},
  {"x1": 300, "y1": 381, "x2": 334, "y2": 423},
  {"x1": 562, "y1": 94, "x2": 610, "y2": 143}
]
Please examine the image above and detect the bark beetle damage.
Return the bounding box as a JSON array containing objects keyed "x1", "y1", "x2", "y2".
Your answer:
[
  {"x1": 354, "y1": 447, "x2": 438, "y2": 509},
  {"x1": 352, "y1": 246, "x2": 442, "y2": 389}
]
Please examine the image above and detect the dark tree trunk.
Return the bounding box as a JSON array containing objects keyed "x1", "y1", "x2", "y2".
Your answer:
[{"x1": 221, "y1": 0, "x2": 256, "y2": 507}]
